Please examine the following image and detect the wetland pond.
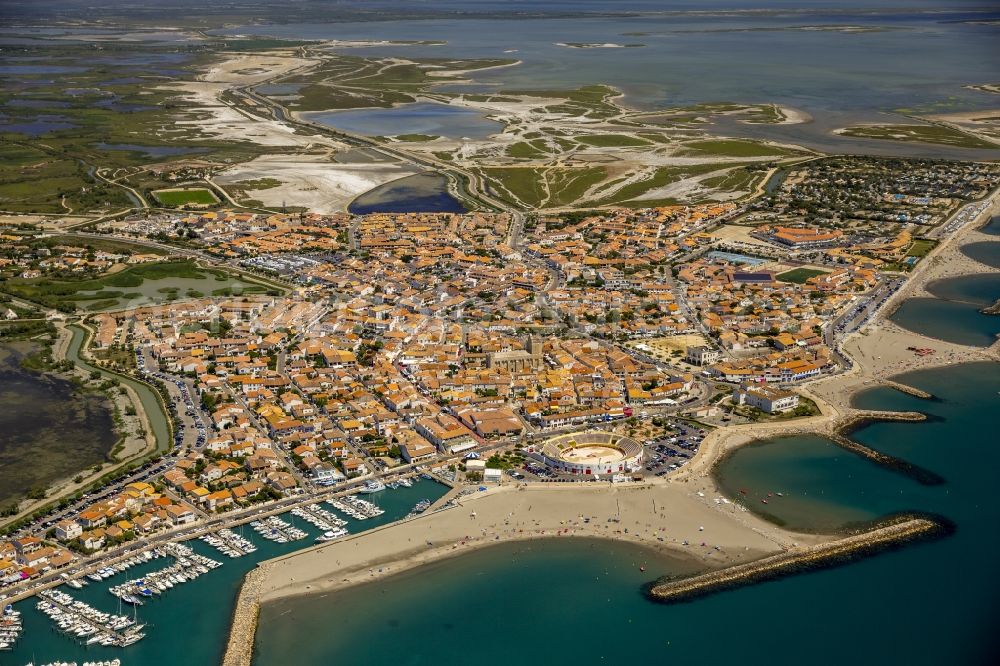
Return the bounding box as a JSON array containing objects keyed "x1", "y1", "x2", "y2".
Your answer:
[{"x1": 0, "y1": 342, "x2": 116, "y2": 508}]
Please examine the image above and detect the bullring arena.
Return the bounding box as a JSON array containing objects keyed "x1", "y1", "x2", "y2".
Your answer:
[{"x1": 534, "y1": 431, "x2": 643, "y2": 475}]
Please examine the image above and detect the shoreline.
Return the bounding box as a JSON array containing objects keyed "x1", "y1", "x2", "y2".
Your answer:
[
  {"x1": 255, "y1": 481, "x2": 813, "y2": 605},
  {"x1": 225, "y1": 190, "x2": 1000, "y2": 664}
]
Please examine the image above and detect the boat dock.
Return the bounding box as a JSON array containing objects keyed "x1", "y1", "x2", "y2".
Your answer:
[{"x1": 36, "y1": 589, "x2": 145, "y2": 648}]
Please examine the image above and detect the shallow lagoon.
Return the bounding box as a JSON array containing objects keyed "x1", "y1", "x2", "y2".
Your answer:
[
  {"x1": 222, "y1": 8, "x2": 1000, "y2": 156},
  {"x1": 304, "y1": 101, "x2": 501, "y2": 139},
  {"x1": 0, "y1": 113, "x2": 77, "y2": 135},
  {"x1": 0, "y1": 344, "x2": 116, "y2": 507},
  {"x1": 350, "y1": 172, "x2": 466, "y2": 214}
]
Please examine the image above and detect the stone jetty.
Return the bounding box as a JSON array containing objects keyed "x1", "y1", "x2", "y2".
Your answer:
[
  {"x1": 646, "y1": 514, "x2": 950, "y2": 604},
  {"x1": 831, "y1": 411, "x2": 944, "y2": 485},
  {"x1": 223, "y1": 564, "x2": 272, "y2": 666},
  {"x1": 881, "y1": 380, "x2": 934, "y2": 399}
]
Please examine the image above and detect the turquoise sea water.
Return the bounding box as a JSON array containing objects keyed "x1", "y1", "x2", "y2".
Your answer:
[
  {"x1": 5, "y1": 479, "x2": 448, "y2": 665},
  {"x1": 961, "y1": 241, "x2": 1000, "y2": 270},
  {"x1": 890, "y1": 230, "x2": 1000, "y2": 346},
  {"x1": 981, "y1": 215, "x2": 1000, "y2": 236},
  {"x1": 253, "y1": 362, "x2": 1000, "y2": 666},
  {"x1": 890, "y1": 297, "x2": 1000, "y2": 347},
  {"x1": 926, "y1": 273, "x2": 1000, "y2": 308}
]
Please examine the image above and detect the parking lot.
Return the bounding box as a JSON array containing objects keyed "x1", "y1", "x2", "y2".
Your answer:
[
  {"x1": 136, "y1": 347, "x2": 207, "y2": 451},
  {"x1": 641, "y1": 420, "x2": 705, "y2": 477}
]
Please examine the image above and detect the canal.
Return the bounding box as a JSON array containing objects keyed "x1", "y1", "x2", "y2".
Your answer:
[{"x1": 65, "y1": 324, "x2": 173, "y2": 455}]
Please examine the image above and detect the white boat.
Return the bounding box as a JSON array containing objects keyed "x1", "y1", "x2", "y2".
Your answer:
[
  {"x1": 316, "y1": 528, "x2": 348, "y2": 542},
  {"x1": 359, "y1": 479, "x2": 386, "y2": 494}
]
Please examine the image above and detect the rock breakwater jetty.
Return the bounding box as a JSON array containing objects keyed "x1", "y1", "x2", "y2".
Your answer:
[
  {"x1": 980, "y1": 298, "x2": 1000, "y2": 315},
  {"x1": 645, "y1": 513, "x2": 952, "y2": 604},
  {"x1": 881, "y1": 380, "x2": 934, "y2": 399},
  {"x1": 833, "y1": 411, "x2": 945, "y2": 485},
  {"x1": 223, "y1": 564, "x2": 272, "y2": 666}
]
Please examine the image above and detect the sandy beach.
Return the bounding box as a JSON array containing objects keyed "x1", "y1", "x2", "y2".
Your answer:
[
  {"x1": 256, "y1": 481, "x2": 818, "y2": 604},
  {"x1": 811, "y1": 192, "x2": 1000, "y2": 412}
]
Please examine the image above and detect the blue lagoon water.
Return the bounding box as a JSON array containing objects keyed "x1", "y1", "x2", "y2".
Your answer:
[
  {"x1": 0, "y1": 114, "x2": 77, "y2": 135},
  {"x1": 890, "y1": 297, "x2": 1000, "y2": 347},
  {"x1": 961, "y1": 240, "x2": 1000, "y2": 269},
  {"x1": 216, "y1": 6, "x2": 1000, "y2": 156},
  {"x1": 981, "y1": 215, "x2": 1000, "y2": 236},
  {"x1": 891, "y1": 233, "x2": 1000, "y2": 347},
  {"x1": 304, "y1": 102, "x2": 501, "y2": 140},
  {"x1": 349, "y1": 173, "x2": 467, "y2": 214}
]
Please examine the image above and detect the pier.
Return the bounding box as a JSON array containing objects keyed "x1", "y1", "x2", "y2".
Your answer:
[
  {"x1": 880, "y1": 380, "x2": 934, "y2": 400},
  {"x1": 831, "y1": 411, "x2": 945, "y2": 485},
  {"x1": 222, "y1": 565, "x2": 271, "y2": 666},
  {"x1": 36, "y1": 589, "x2": 143, "y2": 648},
  {"x1": 646, "y1": 514, "x2": 951, "y2": 604}
]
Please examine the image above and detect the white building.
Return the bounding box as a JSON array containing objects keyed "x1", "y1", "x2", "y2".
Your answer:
[
  {"x1": 483, "y1": 467, "x2": 503, "y2": 484},
  {"x1": 685, "y1": 345, "x2": 721, "y2": 366},
  {"x1": 732, "y1": 384, "x2": 800, "y2": 413}
]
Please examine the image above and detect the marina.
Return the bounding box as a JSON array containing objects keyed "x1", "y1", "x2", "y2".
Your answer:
[
  {"x1": 1, "y1": 604, "x2": 23, "y2": 651},
  {"x1": 200, "y1": 529, "x2": 258, "y2": 559},
  {"x1": 27, "y1": 661, "x2": 120, "y2": 666},
  {"x1": 3, "y1": 479, "x2": 448, "y2": 665},
  {"x1": 249, "y1": 517, "x2": 308, "y2": 544},
  {"x1": 288, "y1": 505, "x2": 349, "y2": 543},
  {"x1": 108, "y1": 544, "x2": 222, "y2": 606},
  {"x1": 36, "y1": 589, "x2": 144, "y2": 648},
  {"x1": 327, "y1": 494, "x2": 385, "y2": 520}
]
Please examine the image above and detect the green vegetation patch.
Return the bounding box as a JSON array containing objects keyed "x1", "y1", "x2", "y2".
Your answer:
[
  {"x1": 1, "y1": 260, "x2": 267, "y2": 312},
  {"x1": 0, "y1": 140, "x2": 133, "y2": 214},
  {"x1": 679, "y1": 139, "x2": 794, "y2": 158},
  {"x1": 839, "y1": 124, "x2": 997, "y2": 149},
  {"x1": 233, "y1": 178, "x2": 282, "y2": 191},
  {"x1": 777, "y1": 268, "x2": 828, "y2": 284},
  {"x1": 576, "y1": 134, "x2": 652, "y2": 148},
  {"x1": 393, "y1": 134, "x2": 440, "y2": 142},
  {"x1": 506, "y1": 141, "x2": 548, "y2": 159},
  {"x1": 905, "y1": 238, "x2": 937, "y2": 258},
  {"x1": 152, "y1": 188, "x2": 219, "y2": 207},
  {"x1": 596, "y1": 163, "x2": 753, "y2": 206},
  {"x1": 479, "y1": 166, "x2": 606, "y2": 208}
]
